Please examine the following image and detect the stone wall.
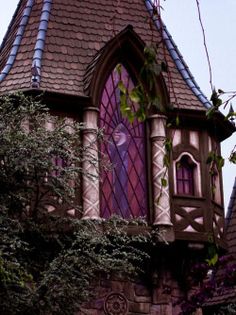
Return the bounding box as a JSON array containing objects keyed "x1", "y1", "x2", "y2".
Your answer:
[{"x1": 78, "y1": 276, "x2": 185, "y2": 315}]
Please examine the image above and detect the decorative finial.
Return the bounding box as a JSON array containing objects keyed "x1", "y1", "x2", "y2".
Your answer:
[
  {"x1": 31, "y1": 63, "x2": 40, "y2": 88},
  {"x1": 228, "y1": 103, "x2": 235, "y2": 126}
]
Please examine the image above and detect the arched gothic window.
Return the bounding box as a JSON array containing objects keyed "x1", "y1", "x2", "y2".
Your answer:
[
  {"x1": 100, "y1": 64, "x2": 147, "y2": 219},
  {"x1": 176, "y1": 155, "x2": 195, "y2": 195}
]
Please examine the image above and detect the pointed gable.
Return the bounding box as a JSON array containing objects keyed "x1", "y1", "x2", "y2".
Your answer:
[
  {"x1": 226, "y1": 178, "x2": 236, "y2": 258},
  {"x1": 0, "y1": 0, "x2": 212, "y2": 111}
]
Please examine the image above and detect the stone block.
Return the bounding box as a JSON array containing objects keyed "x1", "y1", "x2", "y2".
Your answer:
[
  {"x1": 152, "y1": 287, "x2": 171, "y2": 304},
  {"x1": 150, "y1": 305, "x2": 161, "y2": 314},
  {"x1": 100, "y1": 279, "x2": 111, "y2": 288},
  {"x1": 134, "y1": 295, "x2": 152, "y2": 303},
  {"x1": 134, "y1": 284, "x2": 150, "y2": 296},
  {"x1": 124, "y1": 281, "x2": 135, "y2": 301},
  {"x1": 94, "y1": 299, "x2": 104, "y2": 310},
  {"x1": 111, "y1": 280, "x2": 124, "y2": 292},
  {"x1": 160, "y1": 304, "x2": 173, "y2": 315},
  {"x1": 79, "y1": 308, "x2": 98, "y2": 315},
  {"x1": 129, "y1": 302, "x2": 150, "y2": 314}
]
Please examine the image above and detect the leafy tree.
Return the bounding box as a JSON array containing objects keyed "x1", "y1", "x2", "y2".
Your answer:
[{"x1": 0, "y1": 93, "x2": 151, "y2": 315}]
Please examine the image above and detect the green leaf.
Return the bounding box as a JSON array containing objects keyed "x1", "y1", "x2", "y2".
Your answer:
[
  {"x1": 163, "y1": 155, "x2": 170, "y2": 167},
  {"x1": 206, "y1": 154, "x2": 213, "y2": 164},
  {"x1": 161, "y1": 178, "x2": 167, "y2": 187},
  {"x1": 115, "y1": 63, "x2": 122, "y2": 75},
  {"x1": 118, "y1": 81, "x2": 127, "y2": 95},
  {"x1": 210, "y1": 89, "x2": 222, "y2": 108},
  {"x1": 206, "y1": 253, "x2": 219, "y2": 267},
  {"x1": 164, "y1": 138, "x2": 172, "y2": 152},
  {"x1": 120, "y1": 93, "x2": 127, "y2": 110},
  {"x1": 161, "y1": 61, "x2": 168, "y2": 72},
  {"x1": 206, "y1": 107, "x2": 215, "y2": 119},
  {"x1": 229, "y1": 150, "x2": 236, "y2": 164},
  {"x1": 152, "y1": 64, "x2": 162, "y2": 76},
  {"x1": 144, "y1": 45, "x2": 156, "y2": 63},
  {"x1": 175, "y1": 115, "x2": 180, "y2": 126},
  {"x1": 151, "y1": 96, "x2": 161, "y2": 109},
  {"x1": 216, "y1": 155, "x2": 224, "y2": 169},
  {"x1": 129, "y1": 89, "x2": 141, "y2": 103}
]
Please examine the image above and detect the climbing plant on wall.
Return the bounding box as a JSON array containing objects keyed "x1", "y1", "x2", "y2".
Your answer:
[{"x1": 0, "y1": 93, "x2": 156, "y2": 315}]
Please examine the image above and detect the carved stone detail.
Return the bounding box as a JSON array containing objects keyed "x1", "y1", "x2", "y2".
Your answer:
[
  {"x1": 82, "y1": 109, "x2": 100, "y2": 219},
  {"x1": 149, "y1": 114, "x2": 172, "y2": 226},
  {"x1": 104, "y1": 292, "x2": 128, "y2": 315}
]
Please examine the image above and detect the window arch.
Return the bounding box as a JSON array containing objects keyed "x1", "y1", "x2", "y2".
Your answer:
[{"x1": 99, "y1": 64, "x2": 147, "y2": 219}]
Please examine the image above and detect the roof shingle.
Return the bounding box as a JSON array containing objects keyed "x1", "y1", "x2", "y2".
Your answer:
[{"x1": 0, "y1": 0, "x2": 210, "y2": 111}]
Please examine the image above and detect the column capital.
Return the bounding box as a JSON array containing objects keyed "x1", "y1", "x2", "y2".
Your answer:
[
  {"x1": 148, "y1": 113, "x2": 167, "y2": 121},
  {"x1": 83, "y1": 108, "x2": 99, "y2": 131},
  {"x1": 149, "y1": 113, "x2": 168, "y2": 139},
  {"x1": 83, "y1": 106, "x2": 100, "y2": 113}
]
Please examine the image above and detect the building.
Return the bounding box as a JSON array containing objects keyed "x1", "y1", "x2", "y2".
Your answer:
[
  {"x1": 203, "y1": 178, "x2": 236, "y2": 314},
  {"x1": 0, "y1": 0, "x2": 235, "y2": 314}
]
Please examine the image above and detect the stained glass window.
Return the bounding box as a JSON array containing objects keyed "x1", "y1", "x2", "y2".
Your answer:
[
  {"x1": 100, "y1": 65, "x2": 147, "y2": 219},
  {"x1": 176, "y1": 156, "x2": 194, "y2": 195}
]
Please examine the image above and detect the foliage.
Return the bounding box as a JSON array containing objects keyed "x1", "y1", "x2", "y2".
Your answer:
[
  {"x1": 117, "y1": 44, "x2": 168, "y2": 123},
  {"x1": 34, "y1": 217, "x2": 151, "y2": 315},
  {"x1": 0, "y1": 92, "x2": 89, "y2": 217},
  {"x1": 229, "y1": 145, "x2": 236, "y2": 164},
  {"x1": 178, "y1": 247, "x2": 236, "y2": 315},
  {"x1": 206, "y1": 151, "x2": 225, "y2": 172},
  {"x1": 0, "y1": 93, "x2": 153, "y2": 315},
  {"x1": 0, "y1": 211, "x2": 33, "y2": 314},
  {"x1": 214, "y1": 303, "x2": 236, "y2": 315},
  {"x1": 0, "y1": 213, "x2": 152, "y2": 315},
  {"x1": 207, "y1": 89, "x2": 236, "y2": 166}
]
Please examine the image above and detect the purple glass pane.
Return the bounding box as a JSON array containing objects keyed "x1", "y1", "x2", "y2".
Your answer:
[
  {"x1": 100, "y1": 65, "x2": 147, "y2": 219},
  {"x1": 176, "y1": 157, "x2": 194, "y2": 195}
]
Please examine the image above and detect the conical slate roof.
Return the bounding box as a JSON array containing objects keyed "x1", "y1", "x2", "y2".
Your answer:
[
  {"x1": 0, "y1": 0, "x2": 211, "y2": 110},
  {"x1": 226, "y1": 178, "x2": 236, "y2": 258}
]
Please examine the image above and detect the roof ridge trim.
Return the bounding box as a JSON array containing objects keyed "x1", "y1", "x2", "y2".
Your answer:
[
  {"x1": 31, "y1": 0, "x2": 52, "y2": 88},
  {"x1": 0, "y1": 0, "x2": 35, "y2": 84},
  {"x1": 145, "y1": 0, "x2": 211, "y2": 109}
]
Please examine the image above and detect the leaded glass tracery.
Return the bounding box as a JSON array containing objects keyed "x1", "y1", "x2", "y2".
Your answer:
[{"x1": 100, "y1": 65, "x2": 147, "y2": 219}]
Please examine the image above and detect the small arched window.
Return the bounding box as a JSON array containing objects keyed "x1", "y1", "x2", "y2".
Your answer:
[
  {"x1": 176, "y1": 155, "x2": 195, "y2": 195},
  {"x1": 99, "y1": 64, "x2": 147, "y2": 219}
]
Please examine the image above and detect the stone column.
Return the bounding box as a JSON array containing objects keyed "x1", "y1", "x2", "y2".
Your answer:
[
  {"x1": 82, "y1": 107, "x2": 100, "y2": 219},
  {"x1": 149, "y1": 114, "x2": 173, "y2": 227}
]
